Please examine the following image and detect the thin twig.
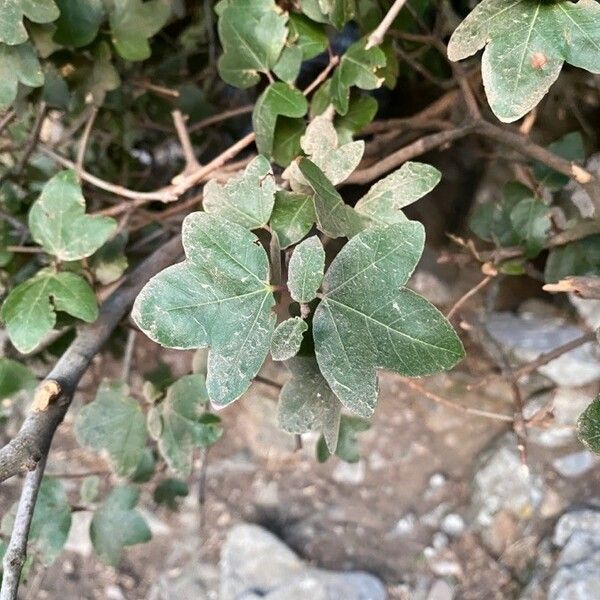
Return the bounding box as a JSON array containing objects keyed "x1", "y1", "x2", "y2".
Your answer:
[
  {"x1": 0, "y1": 110, "x2": 16, "y2": 136},
  {"x1": 446, "y1": 275, "x2": 494, "y2": 320},
  {"x1": 121, "y1": 329, "x2": 137, "y2": 382},
  {"x1": 76, "y1": 106, "x2": 98, "y2": 176},
  {"x1": 171, "y1": 109, "x2": 201, "y2": 175},
  {"x1": 1, "y1": 456, "x2": 47, "y2": 600},
  {"x1": 16, "y1": 103, "x2": 47, "y2": 174},
  {"x1": 303, "y1": 53, "x2": 340, "y2": 96},
  {"x1": 398, "y1": 377, "x2": 514, "y2": 422},
  {"x1": 188, "y1": 105, "x2": 253, "y2": 133},
  {"x1": 366, "y1": 0, "x2": 409, "y2": 49}
]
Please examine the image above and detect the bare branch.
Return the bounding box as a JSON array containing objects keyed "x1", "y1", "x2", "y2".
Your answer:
[
  {"x1": 366, "y1": 0, "x2": 409, "y2": 49},
  {"x1": 171, "y1": 109, "x2": 201, "y2": 176},
  {"x1": 76, "y1": 106, "x2": 98, "y2": 177},
  {"x1": 0, "y1": 236, "x2": 183, "y2": 483}
]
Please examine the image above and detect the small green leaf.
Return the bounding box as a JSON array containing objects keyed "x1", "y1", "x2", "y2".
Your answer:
[
  {"x1": 534, "y1": 132, "x2": 586, "y2": 190},
  {"x1": 153, "y1": 478, "x2": 189, "y2": 510},
  {"x1": 90, "y1": 232, "x2": 128, "y2": 285},
  {"x1": 288, "y1": 13, "x2": 327, "y2": 60},
  {"x1": 355, "y1": 162, "x2": 441, "y2": 226},
  {"x1": 0, "y1": 0, "x2": 59, "y2": 45},
  {"x1": 133, "y1": 213, "x2": 276, "y2": 407},
  {"x1": 578, "y1": 394, "x2": 600, "y2": 454},
  {"x1": 130, "y1": 448, "x2": 156, "y2": 483},
  {"x1": 314, "y1": 221, "x2": 464, "y2": 417},
  {"x1": 509, "y1": 196, "x2": 551, "y2": 259},
  {"x1": 75, "y1": 380, "x2": 147, "y2": 477},
  {"x1": 288, "y1": 235, "x2": 325, "y2": 303},
  {"x1": 272, "y1": 117, "x2": 305, "y2": 167},
  {"x1": 331, "y1": 39, "x2": 385, "y2": 115},
  {"x1": 29, "y1": 478, "x2": 71, "y2": 564},
  {"x1": 317, "y1": 414, "x2": 369, "y2": 463},
  {"x1": 109, "y1": 0, "x2": 170, "y2": 61},
  {"x1": 271, "y1": 317, "x2": 308, "y2": 361},
  {"x1": 278, "y1": 356, "x2": 342, "y2": 452},
  {"x1": 53, "y1": 0, "x2": 104, "y2": 47},
  {"x1": 203, "y1": 155, "x2": 276, "y2": 229},
  {"x1": 448, "y1": 0, "x2": 600, "y2": 122},
  {"x1": 273, "y1": 45, "x2": 303, "y2": 83},
  {"x1": 252, "y1": 82, "x2": 308, "y2": 155},
  {"x1": 335, "y1": 94, "x2": 378, "y2": 142},
  {"x1": 80, "y1": 476, "x2": 100, "y2": 504},
  {"x1": 285, "y1": 116, "x2": 365, "y2": 191},
  {"x1": 217, "y1": 0, "x2": 288, "y2": 88},
  {"x1": 1, "y1": 269, "x2": 98, "y2": 353},
  {"x1": 270, "y1": 190, "x2": 316, "y2": 249},
  {"x1": 0, "y1": 42, "x2": 44, "y2": 109},
  {"x1": 148, "y1": 374, "x2": 222, "y2": 476},
  {"x1": 298, "y1": 158, "x2": 364, "y2": 239},
  {"x1": 90, "y1": 486, "x2": 151, "y2": 566},
  {"x1": 327, "y1": 0, "x2": 357, "y2": 29},
  {"x1": 544, "y1": 235, "x2": 600, "y2": 283},
  {"x1": 0, "y1": 358, "x2": 36, "y2": 401},
  {"x1": 29, "y1": 170, "x2": 117, "y2": 261}
]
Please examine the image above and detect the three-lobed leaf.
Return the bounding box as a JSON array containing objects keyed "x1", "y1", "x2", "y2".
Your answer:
[
  {"x1": 0, "y1": 42, "x2": 44, "y2": 109},
  {"x1": 133, "y1": 213, "x2": 276, "y2": 407},
  {"x1": 253, "y1": 82, "x2": 308, "y2": 155},
  {"x1": 90, "y1": 485, "x2": 151, "y2": 566},
  {"x1": 147, "y1": 374, "x2": 222, "y2": 476},
  {"x1": 355, "y1": 162, "x2": 441, "y2": 226},
  {"x1": 313, "y1": 221, "x2": 464, "y2": 417},
  {"x1": 203, "y1": 156, "x2": 276, "y2": 229},
  {"x1": 269, "y1": 190, "x2": 316, "y2": 249},
  {"x1": 75, "y1": 380, "x2": 147, "y2": 477},
  {"x1": 53, "y1": 0, "x2": 105, "y2": 47},
  {"x1": 448, "y1": 0, "x2": 600, "y2": 123},
  {"x1": 217, "y1": 0, "x2": 288, "y2": 88},
  {"x1": 29, "y1": 170, "x2": 117, "y2": 261},
  {"x1": 1, "y1": 268, "x2": 98, "y2": 353}
]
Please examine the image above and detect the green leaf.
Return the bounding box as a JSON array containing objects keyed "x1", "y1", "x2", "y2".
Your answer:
[
  {"x1": 298, "y1": 158, "x2": 364, "y2": 239},
  {"x1": 90, "y1": 485, "x2": 151, "y2": 566},
  {"x1": 331, "y1": 39, "x2": 385, "y2": 115},
  {"x1": 203, "y1": 155, "x2": 276, "y2": 229},
  {"x1": 53, "y1": 0, "x2": 104, "y2": 47},
  {"x1": 288, "y1": 13, "x2": 328, "y2": 60},
  {"x1": 270, "y1": 190, "x2": 315, "y2": 249},
  {"x1": 75, "y1": 380, "x2": 147, "y2": 477},
  {"x1": 578, "y1": 394, "x2": 600, "y2": 454},
  {"x1": 0, "y1": 358, "x2": 36, "y2": 401},
  {"x1": 300, "y1": 0, "x2": 329, "y2": 23},
  {"x1": 288, "y1": 235, "x2": 325, "y2": 303},
  {"x1": 29, "y1": 478, "x2": 71, "y2": 564},
  {"x1": 133, "y1": 213, "x2": 276, "y2": 407},
  {"x1": 252, "y1": 82, "x2": 308, "y2": 155},
  {"x1": 285, "y1": 116, "x2": 365, "y2": 193},
  {"x1": 355, "y1": 162, "x2": 441, "y2": 226},
  {"x1": 82, "y1": 41, "x2": 120, "y2": 105},
  {"x1": 317, "y1": 414, "x2": 369, "y2": 463},
  {"x1": 130, "y1": 448, "x2": 156, "y2": 483},
  {"x1": 448, "y1": 0, "x2": 600, "y2": 123},
  {"x1": 313, "y1": 221, "x2": 464, "y2": 417},
  {"x1": 80, "y1": 476, "x2": 100, "y2": 504},
  {"x1": 1, "y1": 269, "x2": 98, "y2": 353},
  {"x1": 109, "y1": 0, "x2": 170, "y2": 61},
  {"x1": 0, "y1": 42, "x2": 44, "y2": 110},
  {"x1": 153, "y1": 478, "x2": 189, "y2": 509},
  {"x1": 278, "y1": 356, "x2": 342, "y2": 452},
  {"x1": 534, "y1": 131, "x2": 586, "y2": 190},
  {"x1": 271, "y1": 317, "x2": 308, "y2": 361},
  {"x1": 29, "y1": 170, "x2": 117, "y2": 261},
  {"x1": 147, "y1": 374, "x2": 222, "y2": 476},
  {"x1": 335, "y1": 94, "x2": 378, "y2": 142},
  {"x1": 509, "y1": 196, "x2": 551, "y2": 259},
  {"x1": 544, "y1": 234, "x2": 600, "y2": 283},
  {"x1": 272, "y1": 117, "x2": 305, "y2": 167},
  {"x1": 327, "y1": 0, "x2": 357, "y2": 29},
  {"x1": 217, "y1": 0, "x2": 288, "y2": 88},
  {"x1": 0, "y1": 0, "x2": 59, "y2": 45},
  {"x1": 273, "y1": 45, "x2": 303, "y2": 83},
  {"x1": 90, "y1": 232, "x2": 128, "y2": 285}
]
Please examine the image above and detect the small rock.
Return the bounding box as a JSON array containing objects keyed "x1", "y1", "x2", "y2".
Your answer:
[
  {"x1": 441, "y1": 514, "x2": 465, "y2": 537},
  {"x1": 552, "y1": 451, "x2": 597, "y2": 478},
  {"x1": 423, "y1": 547, "x2": 463, "y2": 578},
  {"x1": 427, "y1": 579, "x2": 454, "y2": 600},
  {"x1": 553, "y1": 510, "x2": 600, "y2": 547},
  {"x1": 484, "y1": 312, "x2": 600, "y2": 386},
  {"x1": 64, "y1": 510, "x2": 93, "y2": 556},
  {"x1": 429, "y1": 473, "x2": 447, "y2": 489},
  {"x1": 432, "y1": 532, "x2": 449, "y2": 549},
  {"x1": 332, "y1": 460, "x2": 366, "y2": 485},
  {"x1": 392, "y1": 513, "x2": 417, "y2": 536}
]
